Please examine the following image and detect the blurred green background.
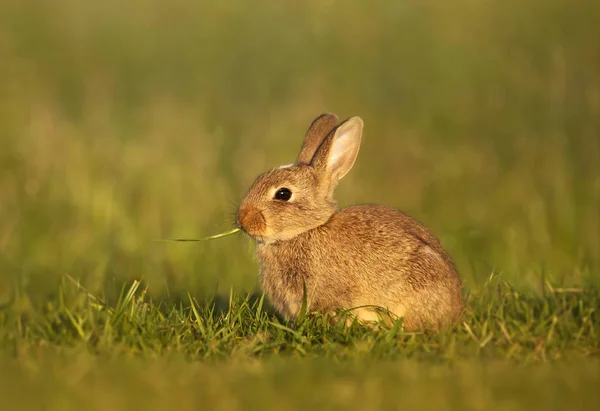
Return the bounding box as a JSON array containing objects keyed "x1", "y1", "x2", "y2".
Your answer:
[{"x1": 0, "y1": 0, "x2": 599, "y2": 308}]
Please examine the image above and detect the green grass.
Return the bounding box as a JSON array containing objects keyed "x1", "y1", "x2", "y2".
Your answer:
[
  {"x1": 0, "y1": 276, "x2": 599, "y2": 409},
  {"x1": 3, "y1": 275, "x2": 599, "y2": 361},
  {"x1": 0, "y1": 0, "x2": 599, "y2": 409}
]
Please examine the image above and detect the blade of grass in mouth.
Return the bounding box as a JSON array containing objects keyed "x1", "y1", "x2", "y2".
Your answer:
[{"x1": 156, "y1": 227, "x2": 240, "y2": 242}]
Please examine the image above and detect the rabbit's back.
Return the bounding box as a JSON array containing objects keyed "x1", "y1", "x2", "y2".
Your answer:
[{"x1": 256, "y1": 205, "x2": 462, "y2": 329}]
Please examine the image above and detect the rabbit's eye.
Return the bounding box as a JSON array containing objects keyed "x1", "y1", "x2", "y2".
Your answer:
[{"x1": 274, "y1": 187, "x2": 292, "y2": 201}]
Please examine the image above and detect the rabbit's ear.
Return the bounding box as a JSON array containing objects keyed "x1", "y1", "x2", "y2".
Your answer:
[
  {"x1": 297, "y1": 113, "x2": 339, "y2": 164},
  {"x1": 312, "y1": 116, "x2": 363, "y2": 184}
]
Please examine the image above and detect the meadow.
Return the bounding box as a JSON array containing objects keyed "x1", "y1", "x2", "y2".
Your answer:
[{"x1": 0, "y1": 0, "x2": 599, "y2": 409}]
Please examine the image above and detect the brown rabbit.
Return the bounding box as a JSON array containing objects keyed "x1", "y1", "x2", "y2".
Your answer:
[{"x1": 236, "y1": 113, "x2": 462, "y2": 330}]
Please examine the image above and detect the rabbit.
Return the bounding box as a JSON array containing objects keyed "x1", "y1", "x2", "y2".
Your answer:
[{"x1": 235, "y1": 113, "x2": 462, "y2": 330}]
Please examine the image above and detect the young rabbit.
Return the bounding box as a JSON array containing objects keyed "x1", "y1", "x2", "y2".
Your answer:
[{"x1": 236, "y1": 113, "x2": 462, "y2": 330}]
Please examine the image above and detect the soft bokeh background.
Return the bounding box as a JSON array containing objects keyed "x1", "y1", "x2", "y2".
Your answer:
[{"x1": 1, "y1": 0, "x2": 599, "y2": 308}]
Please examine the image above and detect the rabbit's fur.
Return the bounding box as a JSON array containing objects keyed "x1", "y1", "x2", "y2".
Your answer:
[{"x1": 236, "y1": 114, "x2": 462, "y2": 330}]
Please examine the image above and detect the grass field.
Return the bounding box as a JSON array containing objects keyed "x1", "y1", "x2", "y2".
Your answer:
[{"x1": 0, "y1": 0, "x2": 599, "y2": 409}]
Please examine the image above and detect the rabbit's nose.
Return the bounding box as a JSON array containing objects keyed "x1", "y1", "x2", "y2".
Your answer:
[
  {"x1": 236, "y1": 206, "x2": 266, "y2": 235},
  {"x1": 236, "y1": 207, "x2": 249, "y2": 228}
]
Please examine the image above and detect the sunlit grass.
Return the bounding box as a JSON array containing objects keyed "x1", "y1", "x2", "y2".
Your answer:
[
  {"x1": 2, "y1": 274, "x2": 598, "y2": 361},
  {"x1": 0, "y1": 275, "x2": 598, "y2": 409}
]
